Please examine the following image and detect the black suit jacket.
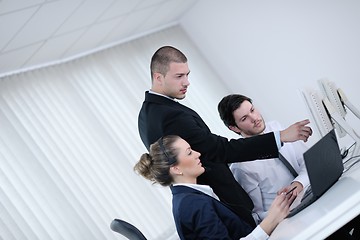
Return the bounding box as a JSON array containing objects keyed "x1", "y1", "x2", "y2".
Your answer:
[
  {"x1": 171, "y1": 185, "x2": 252, "y2": 239},
  {"x1": 138, "y1": 91, "x2": 279, "y2": 227}
]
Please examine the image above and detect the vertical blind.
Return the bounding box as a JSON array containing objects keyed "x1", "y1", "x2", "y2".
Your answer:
[{"x1": 0, "y1": 25, "x2": 232, "y2": 239}]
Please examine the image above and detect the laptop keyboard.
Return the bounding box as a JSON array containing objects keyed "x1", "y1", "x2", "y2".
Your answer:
[
  {"x1": 287, "y1": 186, "x2": 315, "y2": 218},
  {"x1": 301, "y1": 186, "x2": 313, "y2": 202}
]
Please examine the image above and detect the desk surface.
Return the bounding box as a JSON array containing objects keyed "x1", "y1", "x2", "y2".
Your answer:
[{"x1": 269, "y1": 158, "x2": 360, "y2": 240}]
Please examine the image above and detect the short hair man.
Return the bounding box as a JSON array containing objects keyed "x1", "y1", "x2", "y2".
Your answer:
[{"x1": 218, "y1": 94, "x2": 310, "y2": 223}]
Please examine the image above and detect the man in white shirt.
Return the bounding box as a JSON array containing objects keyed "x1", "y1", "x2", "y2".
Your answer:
[{"x1": 217, "y1": 94, "x2": 310, "y2": 223}]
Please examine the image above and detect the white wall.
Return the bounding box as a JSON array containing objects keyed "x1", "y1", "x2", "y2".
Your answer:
[{"x1": 181, "y1": 0, "x2": 360, "y2": 146}]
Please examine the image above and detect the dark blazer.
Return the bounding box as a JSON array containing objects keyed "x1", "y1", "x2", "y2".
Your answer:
[
  {"x1": 138, "y1": 91, "x2": 279, "y2": 227},
  {"x1": 171, "y1": 185, "x2": 253, "y2": 240}
]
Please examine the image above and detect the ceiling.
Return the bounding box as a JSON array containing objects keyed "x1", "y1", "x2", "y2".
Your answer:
[{"x1": 0, "y1": 0, "x2": 198, "y2": 77}]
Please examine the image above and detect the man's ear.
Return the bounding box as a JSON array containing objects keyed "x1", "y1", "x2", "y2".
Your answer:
[
  {"x1": 153, "y1": 72, "x2": 163, "y2": 84},
  {"x1": 229, "y1": 125, "x2": 242, "y2": 134}
]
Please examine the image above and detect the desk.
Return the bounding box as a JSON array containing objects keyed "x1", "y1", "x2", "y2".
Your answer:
[{"x1": 269, "y1": 158, "x2": 360, "y2": 240}]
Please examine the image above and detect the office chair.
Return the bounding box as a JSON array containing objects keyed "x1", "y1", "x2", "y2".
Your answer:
[{"x1": 110, "y1": 218, "x2": 147, "y2": 240}]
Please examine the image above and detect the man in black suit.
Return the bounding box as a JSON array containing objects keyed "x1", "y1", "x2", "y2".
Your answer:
[{"x1": 138, "y1": 46, "x2": 312, "y2": 227}]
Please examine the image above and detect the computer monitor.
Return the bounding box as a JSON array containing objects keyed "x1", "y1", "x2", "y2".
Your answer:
[
  {"x1": 318, "y1": 79, "x2": 347, "y2": 137},
  {"x1": 300, "y1": 88, "x2": 333, "y2": 138},
  {"x1": 318, "y1": 78, "x2": 360, "y2": 122},
  {"x1": 301, "y1": 88, "x2": 360, "y2": 157},
  {"x1": 337, "y1": 89, "x2": 360, "y2": 120}
]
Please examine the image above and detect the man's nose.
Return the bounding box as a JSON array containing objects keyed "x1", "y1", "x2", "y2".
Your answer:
[{"x1": 183, "y1": 77, "x2": 190, "y2": 86}]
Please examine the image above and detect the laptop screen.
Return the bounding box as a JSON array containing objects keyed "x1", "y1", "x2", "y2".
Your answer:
[{"x1": 303, "y1": 129, "x2": 344, "y2": 197}]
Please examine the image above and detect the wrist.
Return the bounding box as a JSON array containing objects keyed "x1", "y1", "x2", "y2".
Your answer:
[
  {"x1": 259, "y1": 217, "x2": 278, "y2": 236},
  {"x1": 280, "y1": 130, "x2": 285, "y2": 143}
]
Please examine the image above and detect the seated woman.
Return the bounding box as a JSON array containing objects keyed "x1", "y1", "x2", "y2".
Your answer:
[{"x1": 134, "y1": 135, "x2": 293, "y2": 239}]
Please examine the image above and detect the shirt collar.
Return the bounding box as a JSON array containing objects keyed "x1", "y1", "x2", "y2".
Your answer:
[
  {"x1": 148, "y1": 90, "x2": 177, "y2": 102},
  {"x1": 173, "y1": 183, "x2": 219, "y2": 200}
]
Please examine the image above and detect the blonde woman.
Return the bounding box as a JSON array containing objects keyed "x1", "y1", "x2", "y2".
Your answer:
[{"x1": 134, "y1": 135, "x2": 293, "y2": 239}]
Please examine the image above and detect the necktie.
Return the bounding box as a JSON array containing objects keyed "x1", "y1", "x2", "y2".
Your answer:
[{"x1": 278, "y1": 152, "x2": 298, "y2": 178}]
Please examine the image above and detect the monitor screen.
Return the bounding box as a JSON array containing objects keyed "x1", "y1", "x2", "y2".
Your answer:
[{"x1": 301, "y1": 88, "x2": 333, "y2": 138}]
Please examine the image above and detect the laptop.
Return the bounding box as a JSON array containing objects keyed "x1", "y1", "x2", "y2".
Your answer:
[{"x1": 287, "y1": 129, "x2": 344, "y2": 218}]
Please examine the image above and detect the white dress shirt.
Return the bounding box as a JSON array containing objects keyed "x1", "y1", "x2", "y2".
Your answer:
[{"x1": 230, "y1": 121, "x2": 310, "y2": 223}]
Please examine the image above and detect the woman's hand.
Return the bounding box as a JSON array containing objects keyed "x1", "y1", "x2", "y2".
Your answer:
[
  {"x1": 278, "y1": 181, "x2": 303, "y2": 198},
  {"x1": 259, "y1": 193, "x2": 294, "y2": 235}
]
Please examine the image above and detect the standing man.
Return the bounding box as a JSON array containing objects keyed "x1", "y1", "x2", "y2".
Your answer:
[
  {"x1": 218, "y1": 94, "x2": 310, "y2": 223},
  {"x1": 138, "y1": 46, "x2": 312, "y2": 227}
]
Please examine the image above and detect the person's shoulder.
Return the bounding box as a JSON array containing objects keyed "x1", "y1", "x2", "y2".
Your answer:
[
  {"x1": 176, "y1": 189, "x2": 211, "y2": 208},
  {"x1": 145, "y1": 94, "x2": 180, "y2": 108}
]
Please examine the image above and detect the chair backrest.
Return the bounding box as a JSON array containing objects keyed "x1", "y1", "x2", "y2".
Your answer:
[{"x1": 110, "y1": 219, "x2": 147, "y2": 240}]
